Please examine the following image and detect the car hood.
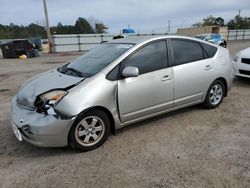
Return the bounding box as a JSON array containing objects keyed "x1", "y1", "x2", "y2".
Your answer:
[
  {"x1": 239, "y1": 47, "x2": 250, "y2": 58},
  {"x1": 16, "y1": 69, "x2": 84, "y2": 109}
]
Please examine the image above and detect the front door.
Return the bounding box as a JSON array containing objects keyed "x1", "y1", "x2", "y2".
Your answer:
[{"x1": 118, "y1": 40, "x2": 174, "y2": 123}]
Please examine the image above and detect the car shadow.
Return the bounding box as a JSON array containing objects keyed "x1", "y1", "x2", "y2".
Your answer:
[
  {"x1": 6, "y1": 76, "x2": 244, "y2": 157},
  {"x1": 116, "y1": 104, "x2": 204, "y2": 134},
  {"x1": 233, "y1": 76, "x2": 250, "y2": 86},
  {"x1": 2, "y1": 104, "x2": 204, "y2": 157}
]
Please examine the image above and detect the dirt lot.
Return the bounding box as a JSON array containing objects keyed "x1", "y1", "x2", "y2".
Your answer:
[{"x1": 0, "y1": 41, "x2": 250, "y2": 188}]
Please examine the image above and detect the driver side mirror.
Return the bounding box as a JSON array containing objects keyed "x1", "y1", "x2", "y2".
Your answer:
[{"x1": 122, "y1": 66, "x2": 139, "y2": 78}]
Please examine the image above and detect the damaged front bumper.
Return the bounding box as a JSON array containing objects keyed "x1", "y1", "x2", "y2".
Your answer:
[{"x1": 10, "y1": 96, "x2": 75, "y2": 147}]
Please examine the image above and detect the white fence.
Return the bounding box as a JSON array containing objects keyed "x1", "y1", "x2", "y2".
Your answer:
[
  {"x1": 52, "y1": 34, "x2": 114, "y2": 52},
  {"x1": 227, "y1": 29, "x2": 250, "y2": 40},
  {"x1": 51, "y1": 33, "x2": 167, "y2": 52},
  {"x1": 1, "y1": 30, "x2": 249, "y2": 54}
]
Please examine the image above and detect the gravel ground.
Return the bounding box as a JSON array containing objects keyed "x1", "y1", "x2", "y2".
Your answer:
[{"x1": 0, "y1": 40, "x2": 250, "y2": 188}]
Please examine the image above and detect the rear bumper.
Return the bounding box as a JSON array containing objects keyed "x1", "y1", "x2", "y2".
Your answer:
[{"x1": 10, "y1": 96, "x2": 75, "y2": 147}]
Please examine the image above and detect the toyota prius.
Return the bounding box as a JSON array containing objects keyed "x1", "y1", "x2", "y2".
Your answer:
[{"x1": 11, "y1": 36, "x2": 234, "y2": 151}]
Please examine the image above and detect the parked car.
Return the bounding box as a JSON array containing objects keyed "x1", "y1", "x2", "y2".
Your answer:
[
  {"x1": 232, "y1": 47, "x2": 250, "y2": 78},
  {"x1": 11, "y1": 36, "x2": 234, "y2": 151},
  {"x1": 113, "y1": 34, "x2": 127, "y2": 39},
  {"x1": 0, "y1": 39, "x2": 37, "y2": 58},
  {"x1": 195, "y1": 34, "x2": 227, "y2": 48}
]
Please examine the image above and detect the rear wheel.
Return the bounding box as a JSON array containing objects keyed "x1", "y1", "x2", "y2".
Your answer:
[
  {"x1": 204, "y1": 80, "x2": 225, "y2": 109},
  {"x1": 68, "y1": 109, "x2": 110, "y2": 152}
]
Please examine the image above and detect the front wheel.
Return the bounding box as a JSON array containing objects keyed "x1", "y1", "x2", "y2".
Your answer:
[
  {"x1": 68, "y1": 109, "x2": 110, "y2": 152},
  {"x1": 204, "y1": 80, "x2": 225, "y2": 109}
]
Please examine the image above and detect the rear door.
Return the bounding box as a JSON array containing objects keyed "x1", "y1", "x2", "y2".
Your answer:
[
  {"x1": 118, "y1": 40, "x2": 174, "y2": 123},
  {"x1": 170, "y1": 38, "x2": 215, "y2": 107}
]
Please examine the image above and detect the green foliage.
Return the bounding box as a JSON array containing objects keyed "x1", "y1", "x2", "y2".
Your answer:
[
  {"x1": 75, "y1": 17, "x2": 93, "y2": 34},
  {"x1": 95, "y1": 23, "x2": 108, "y2": 33},
  {"x1": 194, "y1": 15, "x2": 250, "y2": 29},
  {"x1": 202, "y1": 15, "x2": 224, "y2": 26},
  {"x1": 0, "y1": 17, "x2": 104, "y2": 39},
  {"x1": 224, "y1": 15, "x2": 250, "y2": 29},
  {"x1": 0, "y1": 23, "x2": 47, "y2": 39},
  {"x1": 215, "y1": 17, "x2": 224, "y2": 26}
]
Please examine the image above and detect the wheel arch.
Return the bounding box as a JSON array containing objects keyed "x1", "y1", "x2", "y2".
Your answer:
[{"x1": 71, "y1": 106, "x2": 116, "y2": 135}]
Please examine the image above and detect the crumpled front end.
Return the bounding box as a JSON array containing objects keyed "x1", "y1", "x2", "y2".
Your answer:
[
  {"x1": 10, "y1": 69, "x2": 84, "y2": 147},
  {"x1": 11, "y1": 96, "x2": 75, "y2": 147}
]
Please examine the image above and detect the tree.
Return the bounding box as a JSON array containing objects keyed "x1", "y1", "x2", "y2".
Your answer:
[
  {"x1": 215, "y1": 17, "x2": 224, "y2": 26},
  {"x1": 74, "y1": 17, "x2": 94, "y2": 34},
  {"x1": 202, "y1": 15, "x2": 216, "y2": 26},
  {"x1": 227, "y1": 19, "x2": 236, "y2": 30},
  {"x1": 0, "y1": 17, "x2": 106, "y2": 39},
  {"x1": 227, "y1": 16, "x2": 250, "y2": 30},
  {"x1": 95, "y1": 23, "x2": 108, "y2": 33},
  {"x1": 192, "y1": 15, "x2": 225, "y2": 27}
]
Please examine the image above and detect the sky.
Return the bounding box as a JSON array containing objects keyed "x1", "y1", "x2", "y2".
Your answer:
[{"x1": 0, "y1": 0, "x2": 249, "y2": 34}]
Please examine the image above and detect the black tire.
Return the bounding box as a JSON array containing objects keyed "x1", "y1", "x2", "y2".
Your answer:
[
  {"x1": 203, "y1": 80, "x2": 225, "y2": 109},
  {"x1": 25, "y1": 50, "x2": 31, "y2": 58},
  {"x1": 68, "y1": 109, "x2": 110, "y2": 152}
]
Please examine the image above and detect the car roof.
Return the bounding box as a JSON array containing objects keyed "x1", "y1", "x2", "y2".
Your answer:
[{"x1": 108, "y1": 35, "x2": 203, "y2": 45}]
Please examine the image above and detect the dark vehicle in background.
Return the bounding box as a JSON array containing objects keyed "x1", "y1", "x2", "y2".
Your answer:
[
  {"x1": 0, "y1": 39, "x2": 39, "y2": 58},
  {"x1": 29, "y1": 37, "x2": 42, "y2": 51},
  {"x1": 195, "y1": 34, "x2": 227, "y2": 48}
]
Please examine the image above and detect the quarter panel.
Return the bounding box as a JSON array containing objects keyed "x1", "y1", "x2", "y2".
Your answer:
[
  {"x1": 54, "y1": 74, "x2": 122, "y2": 128},
  {"x1": 173, "y1": 59, "x2": 215, "y2": 106},
  {"x1": 214, "y1": 48, "x2": 234, "y2": 91}
]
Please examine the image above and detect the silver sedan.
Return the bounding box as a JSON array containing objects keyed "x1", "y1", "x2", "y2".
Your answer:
[{"x1": 11, "y1": 36, "x2": 234, "y2": 151}]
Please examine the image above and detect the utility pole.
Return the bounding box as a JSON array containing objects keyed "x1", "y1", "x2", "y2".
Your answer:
[
  {"x1": 168, "y1": 20, "x2": 170, "y2": 34},
  {"x1": 236, "y1": 9, "x2": 241, "y2": 30},
  {"x1": 43, "y1": 0, "x2": 52, "y2": 53}
]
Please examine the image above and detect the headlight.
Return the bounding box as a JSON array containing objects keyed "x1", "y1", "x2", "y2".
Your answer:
[
  {"x1": 40, "y1": 90, "x2": 68, "y2": 105},
  {"x1": 233, "y1": 53, "x2": 240, "y2": 62}
]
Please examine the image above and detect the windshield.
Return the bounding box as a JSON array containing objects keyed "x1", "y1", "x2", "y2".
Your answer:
[
  {"x1": 66, "y1": 43, "x2": 134, "y2": 77},
  {"x1": 195, "y1": 35, "x2": 207, "y2": 40}
]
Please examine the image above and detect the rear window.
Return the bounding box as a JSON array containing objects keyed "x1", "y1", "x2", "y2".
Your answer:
[{"x1": 201, "y1": 43, "x2": 218, "y2": 58}]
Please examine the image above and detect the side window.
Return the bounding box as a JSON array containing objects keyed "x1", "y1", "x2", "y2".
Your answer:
[
  {"x1": 171, "y1": 39, "x2": 204, "y2": 66},
  {"x1": 200, "y1": 43, "x2": 218, "y2": 58},
  {"x1": 122, "y1": 41, "x2": 168, "y2": 75}
]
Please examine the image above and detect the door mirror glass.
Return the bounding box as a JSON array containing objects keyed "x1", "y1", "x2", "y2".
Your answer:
[{"x1": 122, "y1": 66, "x2": 139, "y2": 78}]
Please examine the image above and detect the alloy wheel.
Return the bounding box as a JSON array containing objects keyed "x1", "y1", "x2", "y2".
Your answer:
[
  {"x1": 75, "y1": 116, "x2": 105, "y2": 147},
  {"x1": 209, "y1": 84, "x2": 223, "y2": 105}
]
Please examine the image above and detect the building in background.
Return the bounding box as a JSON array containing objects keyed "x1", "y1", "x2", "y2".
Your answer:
[{"x1": 176, "y1": 26, "x2": 228, "y2": 40}]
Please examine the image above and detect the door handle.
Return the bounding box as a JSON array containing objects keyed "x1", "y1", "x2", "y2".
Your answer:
[
  {"x1": 162, "y1": 75, "x2": 171, "y2": 81},
  {"x1": 204, "y1": 65, "x2": 212, "y2": 70}
]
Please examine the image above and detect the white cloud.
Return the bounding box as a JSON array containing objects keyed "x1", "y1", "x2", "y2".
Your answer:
[{"x1": 0, "y1": 0, "x2": 249, "y2": 33}]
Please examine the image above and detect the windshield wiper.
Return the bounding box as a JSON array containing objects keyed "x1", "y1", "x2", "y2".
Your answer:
[{"x1": 66, "y1": 67, "x2": 84, "y2": 77}]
